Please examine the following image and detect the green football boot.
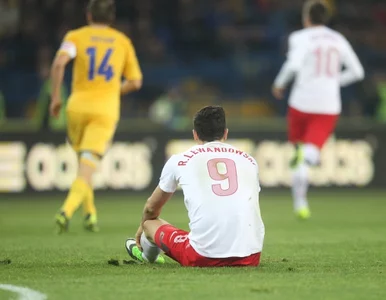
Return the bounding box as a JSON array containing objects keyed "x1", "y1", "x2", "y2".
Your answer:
[
  {"x1": 84, "y1": 214, "x2": 100, "y2": 233},
  {"x1": 296, "y1": 207, "x2": 311, "y2": 220},
  {"x1": 125, "y1": 239, "x2": 165, "y2": 264},
  {"x1": 55, "y1": 212, "x2": 69, "y2": 234}
]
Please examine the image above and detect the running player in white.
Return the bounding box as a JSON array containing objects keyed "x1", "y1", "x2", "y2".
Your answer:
[
  {"x1": 272, "y1": 0, "x2": 364, "y2": 219},
  {"x1": 125, "y1": 106, "x2": 265, "y2": 267}
]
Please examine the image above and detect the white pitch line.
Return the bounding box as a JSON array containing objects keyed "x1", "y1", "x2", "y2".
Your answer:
[{"x1": 0, "y1": 284, "x2": 47, "y2": 300}]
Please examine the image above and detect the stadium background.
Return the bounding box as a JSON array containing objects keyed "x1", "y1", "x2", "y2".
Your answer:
[{"x1": 0, "y1": 0, "x2": 385, "y2": 193}]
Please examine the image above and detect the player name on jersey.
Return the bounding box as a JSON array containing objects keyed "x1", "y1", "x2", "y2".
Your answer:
[{"x1": 177, "y1": 146, "x2": 256, "y2": 166}]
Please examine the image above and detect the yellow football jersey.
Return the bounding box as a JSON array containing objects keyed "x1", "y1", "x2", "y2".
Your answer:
[{"x1": 58, "y1": 25, "x2": 142, "y2": 120}]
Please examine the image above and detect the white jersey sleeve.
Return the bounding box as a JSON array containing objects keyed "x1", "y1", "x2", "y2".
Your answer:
[
  {"x1": 340, "y1": 38, "x2": 365, "y2": 87},
  {"x1": 159, "y1": 155, "x2": 178, "y2": 193},
  {"x1": 273, "y1": 32, "x2": 308, "y2": 88}
]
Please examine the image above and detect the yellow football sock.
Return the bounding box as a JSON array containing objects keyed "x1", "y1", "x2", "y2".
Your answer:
[
  {"x1": 82, "y1": 185, "x2": 96, "y2": 217},
  {"x1": 61, "y1": 177, "x2": 90, "y2": 218}
]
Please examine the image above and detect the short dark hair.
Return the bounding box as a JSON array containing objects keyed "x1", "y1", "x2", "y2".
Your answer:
[
  {"x1": 88, "y1": 0, "x2": 115, "y2": 25},
  {"x1": 304, "y1": 0, "x2": 330, "y2": 25},
  {"x1": 193, "y1": 106, "x2": 226, "y2": 142}
]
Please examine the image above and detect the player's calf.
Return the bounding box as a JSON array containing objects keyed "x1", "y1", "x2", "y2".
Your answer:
[
  {"x1": 290, "y1": 143, "x2": 320, "y2": 168},
  {"x1": 56, "y1": 151, "x2": 100, "y2": 232},
  {"x1": 291, "y1": 143, "x2": 320, "y2": 219},
  {"x1": 290, "y1": 143, "x2": 304, "y2": 169},
  {"x1": 79, "y1": 151, "x2": 100, "y2": 228},
  {"x1": 302, "y1": 143, "x2": 320, "y2": 166}
]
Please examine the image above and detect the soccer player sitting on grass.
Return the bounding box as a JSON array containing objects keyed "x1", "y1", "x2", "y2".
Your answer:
[
  {"x1": 50, "y1": 0, "x2": 142, "y2": 233},
  {"x1": 125, "y1": 106, "x2": 265, "y2": 267}
]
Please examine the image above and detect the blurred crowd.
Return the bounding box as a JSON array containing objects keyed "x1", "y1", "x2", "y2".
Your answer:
[{"x1": 0, "y1": 0, "x2": 386, "y2": 124}]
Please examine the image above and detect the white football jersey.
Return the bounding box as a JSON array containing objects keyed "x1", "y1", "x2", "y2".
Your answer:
[
  {"x1": 159, "y1": 141, "x2": 265, "y2": 258},
  {"x1": 274, "y1": 26, "x2": 364, "y2": 114}
]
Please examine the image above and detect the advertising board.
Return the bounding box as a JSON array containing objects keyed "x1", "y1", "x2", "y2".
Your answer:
[{"x1": 0, "y1": 129, "x2": 383, "y2": 193}]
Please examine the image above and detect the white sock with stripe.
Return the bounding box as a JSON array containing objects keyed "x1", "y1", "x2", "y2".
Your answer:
[{"x1": 140, "y1": 233, "x2": 161, "y2": 263}]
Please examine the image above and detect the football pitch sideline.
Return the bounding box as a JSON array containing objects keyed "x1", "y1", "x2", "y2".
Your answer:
[{"x1": 1, "y1": 191, "x2": 385, "y2": 300}]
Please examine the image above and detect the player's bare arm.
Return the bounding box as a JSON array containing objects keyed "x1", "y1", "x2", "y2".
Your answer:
[
  {"x1": 50, "y1": 54, "x2": 72, "y2": 118},
  {"x1": 135, "y1": 186, "x2": 173, "y2": 247},
  {"x1": 120, "y1": 79, "x2": 143, "y2": 95},
  {"x1": 142, "y1": 186, "x2": 173, "y2": 224}
]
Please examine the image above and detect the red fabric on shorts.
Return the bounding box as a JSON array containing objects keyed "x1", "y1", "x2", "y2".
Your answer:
[
  {"x1": 287, "y1": 107, "x2": 339, "y2": 149},
  {"x1": 154, "y1": 224, "x2": 261, "y2": 267}
]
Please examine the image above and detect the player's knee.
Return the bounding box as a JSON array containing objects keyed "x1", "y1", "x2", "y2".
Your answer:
[
  {"x1": 78, "y1": 151, "x2": 100, "y2": 184},
  {"x1": 78, "y1": 165, "x2": 94, "y2": 186},
  {"x1": 142, "y1": 220, "x2": 156, "y2": 241},
  {"x1": 142, "y1": 220, "x2": 152, "y2": 231},
  {"x1": 303, "y1": 143, "x2": 320, "y2": 166},
  {"x1": 80, "y1": 151, "x2": 101, "y2": 168},
  {"x1": 143, "y1": 219, "x2": 169, "y2": 242}
]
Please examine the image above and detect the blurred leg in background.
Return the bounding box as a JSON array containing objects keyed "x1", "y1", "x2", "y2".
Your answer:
[{"x1": 55, "y1": 112, "x2": 116, "y2": 233}]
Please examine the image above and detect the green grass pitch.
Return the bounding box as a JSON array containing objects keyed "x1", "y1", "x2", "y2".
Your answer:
[{"x1": 1, "y1": 190, "x2": 385, "y2": 300}]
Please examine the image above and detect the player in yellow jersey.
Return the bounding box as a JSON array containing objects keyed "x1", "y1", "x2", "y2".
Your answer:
[{"x1": 50, "y1": 0, "x2": 142, "y2": 233}]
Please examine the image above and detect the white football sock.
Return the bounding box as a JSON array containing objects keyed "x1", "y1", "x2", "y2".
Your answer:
[
  {"x1": 292, "y1": 162, "x2": 309, "y2": 211},
  {"x1": 291, "y1": 143, "x2": 320, "y2": 211},
  {"x1": 140, "y1": 233, "x2": 161, "y2": 263},
  {"x1": 303, "y1": 143, "x2": 320, "y2": 165}
]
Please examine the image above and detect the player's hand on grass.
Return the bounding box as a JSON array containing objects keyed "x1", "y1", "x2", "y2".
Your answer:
[
  {"x1": 135, "y1": 225, "x2": 143, "y2": 250},
  {"x1": 272, "y1": 86, "x2": 285, "y2": 100},
  {"x1": 50, "y1": 97, "x2": 62, "y2": 118}
]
